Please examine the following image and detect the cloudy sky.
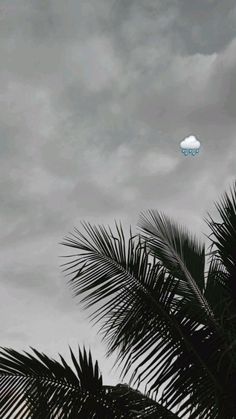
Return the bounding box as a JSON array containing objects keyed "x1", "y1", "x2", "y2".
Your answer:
[{"x1": 1, "y1": 0, "x2": 236, "y2": 388}]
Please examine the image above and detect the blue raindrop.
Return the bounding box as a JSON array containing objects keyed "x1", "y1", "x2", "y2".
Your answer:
[{"x1": 181, "y1": 147, "x2": 200, "y2": 156}]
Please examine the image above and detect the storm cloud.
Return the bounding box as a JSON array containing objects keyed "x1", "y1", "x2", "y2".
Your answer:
[{"x1": 1, "y1": 0, "x2": 236, "y2": 385}]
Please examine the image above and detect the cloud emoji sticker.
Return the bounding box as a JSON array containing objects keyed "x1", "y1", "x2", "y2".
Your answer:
[{"x1": 180, "y1": 135, "x2": 201, "y2": 156}]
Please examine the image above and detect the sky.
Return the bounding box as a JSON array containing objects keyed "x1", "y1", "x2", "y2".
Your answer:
[{"x1": 0, "y1": 0, "x2": 236, "y2": 390}]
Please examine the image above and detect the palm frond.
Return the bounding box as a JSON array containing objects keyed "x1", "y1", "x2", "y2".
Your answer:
[
  {"x1": 61, "y1": 222, "x2": 230, "y2": 418},
  {"x1": 108, "y1": 384, "x2": 179, "y2": 418},
  {"x1": 204, "y1": 257, "x2": 230, "y2": 322},
  {"x1": 0, "y1": 346, "x2": 122, "y2": 418},
  {"x1": 0, "y1": 346, "x2": 180, "y2": 418},
  {"x1": 137, "y1": 210, "x2": 215, "y2": 322},
  {"x1": 204, "y1": 183, "x2": 236, "y2": 396},
  {"x1": 205, "y1": 181, "x2": 236, "y2": 304}
]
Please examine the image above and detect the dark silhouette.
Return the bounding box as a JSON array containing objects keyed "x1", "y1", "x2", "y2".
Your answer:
[{"x1": 0, "y1": 182, "x2": 236, "y2": 418}]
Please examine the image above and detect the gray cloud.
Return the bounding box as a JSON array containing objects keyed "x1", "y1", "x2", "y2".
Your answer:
[{"x1": 0, "y1": 0, "x2": 236, "y2": 385}]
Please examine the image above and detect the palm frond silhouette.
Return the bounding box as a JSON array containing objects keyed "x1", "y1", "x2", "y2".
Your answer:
[{"x1": 1, "y1": 182, "x2": 236, "y2": 418}]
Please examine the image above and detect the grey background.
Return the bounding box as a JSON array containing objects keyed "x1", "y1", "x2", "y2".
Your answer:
[{"x1": 0, "y1": 0, "x2": 236, "y2": 387}]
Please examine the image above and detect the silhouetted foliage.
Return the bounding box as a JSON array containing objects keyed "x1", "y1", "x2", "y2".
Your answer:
[{"x1": 1, "y1": 182, "x2": 236, "y2": 418}]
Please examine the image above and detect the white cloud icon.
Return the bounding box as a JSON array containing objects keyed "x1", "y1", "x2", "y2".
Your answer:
[
  {"x1": 180, "y1": 135, "x2": 201, "y2": 156},
  {"x1": 180, "y1": 135, "x2": 200, "y2": 149}
]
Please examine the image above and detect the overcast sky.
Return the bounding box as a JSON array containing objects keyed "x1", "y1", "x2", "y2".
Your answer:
[{"x1": 1, "y1": 0, "x2": 236, "y2": 389}]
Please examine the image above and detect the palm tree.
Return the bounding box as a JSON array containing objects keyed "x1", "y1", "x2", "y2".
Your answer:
[
  {"x1": 0, "y1": 346, "x2": 177, "y2": 418},
  {"x1": 0, "y1": 182, "x2": 236, "y2": 417}
]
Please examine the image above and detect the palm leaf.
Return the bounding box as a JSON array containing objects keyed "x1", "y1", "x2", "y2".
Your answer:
[
  {"x1": 205, "y1": 181, "x2": 236, "y2": 307},
  {"x1": 0, "y1": 346, "x2": 121, "y2": 418},
  {"x1": 204, "y1": 183, "x2": 236, "y2": 410},
  {"x1": 137, "y1": 210, "x2": 215, "y2": 322},
  {"x1": 61, "y1": 222, "x2": 232, "y2": 418},
  {"x1": 0, "y1": 346, "x2": 179, "y2": 418}
]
